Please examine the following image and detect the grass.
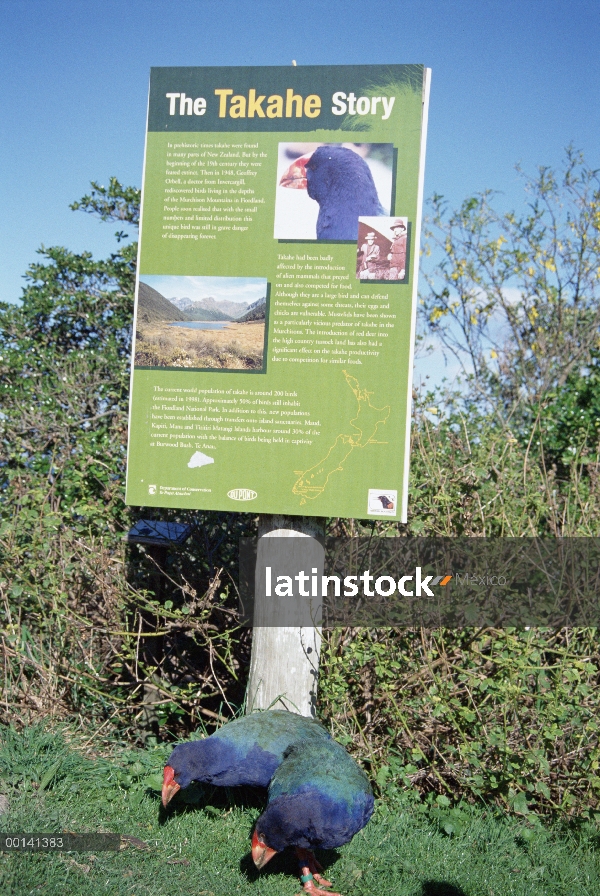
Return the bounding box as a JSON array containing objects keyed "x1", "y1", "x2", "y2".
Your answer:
[
  {"x1": 134, "y1": 321, "x2": 265, "y2": 369},
  {"x1": 1, "y1": 727, "x2": 599, "y2": 896}
]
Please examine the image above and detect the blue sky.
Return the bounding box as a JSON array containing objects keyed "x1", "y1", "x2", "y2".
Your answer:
[{"x1": 1, "y1": 0, "x2": 598, "y2": 310}]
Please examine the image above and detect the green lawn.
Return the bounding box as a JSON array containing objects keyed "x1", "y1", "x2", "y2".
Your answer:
[{"x1": 1, "y1": 727, "x2": 599, "y2": 896}]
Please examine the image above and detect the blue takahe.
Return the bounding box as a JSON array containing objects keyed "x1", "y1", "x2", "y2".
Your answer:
[
  {"x1": 279, "y1": 145, "x2": 384, "y2": 241},
  {"x1": 252, "y1": 739, "x2": 374, "y2": 895},
  {"x1": 161, "y1": 710, "x2": 331, "y2": 798},
  {"x1": 162, "y1": 710, "x2": 374, "y2": 896}
]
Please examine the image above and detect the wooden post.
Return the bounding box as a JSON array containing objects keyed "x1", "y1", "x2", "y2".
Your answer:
[{"x1": 246, "y1": 515, "x2": 324, "y2": 717}]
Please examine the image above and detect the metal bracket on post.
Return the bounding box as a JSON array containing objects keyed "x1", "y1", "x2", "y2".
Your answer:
[{"x1": 246, "y1": 515, "x2": 324, "y2": 718}]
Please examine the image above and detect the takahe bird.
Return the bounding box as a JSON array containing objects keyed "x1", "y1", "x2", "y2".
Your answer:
[
  {"x1": 162, "y1": 710, "x2": 374, "y2": 896},
  {"x1": 252, "y1": 739, "x2": 374, "y2": 895},
  {"x1": 280, "y1": 145, "x2": 384, "y2": 241},
  {"x1": 162, "y1": 709, "x2": 331, "y2": 800}
]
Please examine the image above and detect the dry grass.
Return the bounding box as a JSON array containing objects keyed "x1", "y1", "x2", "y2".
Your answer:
[{"x1": 134, "y1": 320, "x2": 265, "y2": 370}]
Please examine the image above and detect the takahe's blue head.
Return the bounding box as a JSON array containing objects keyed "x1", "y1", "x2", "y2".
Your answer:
[
  {"x1": 162, "y1": 738, "x2": 238, "y2": 805},
  {"x1": 305, "y1": 145, "x2": 376, "y2": 204},
  {"x1": 279, "y1": 144, "x2": 384, "y2": 240},
  {"x1": 162, "y1": 736, "x2": 284, "y2": 806}
]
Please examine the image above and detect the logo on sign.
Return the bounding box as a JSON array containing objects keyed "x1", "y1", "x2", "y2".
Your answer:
[
  {"x1": 367, "y1": 489, "x2": 397, "y2": 515},
  {"x1": 228, "y1": 488, "x2": 257, "y2": 501}
]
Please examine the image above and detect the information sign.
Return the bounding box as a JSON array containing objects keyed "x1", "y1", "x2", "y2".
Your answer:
[{"x1": 126, "y1": 64, "x2": 431, "y2": 520}]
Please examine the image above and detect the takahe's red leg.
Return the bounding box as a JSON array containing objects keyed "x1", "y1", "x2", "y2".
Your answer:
[{"x1": 295, "y1": 847, "x2": 341, "y2": 895}]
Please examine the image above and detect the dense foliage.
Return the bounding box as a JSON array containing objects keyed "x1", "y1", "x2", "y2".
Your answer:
[
  {"x1": 422, "y1": 148, "x2": 600, "y2": 412},
  {"x1": 1, "y1": 156, "x2": 599, "y2": 820},
  {"x1": 0, "y1": 181, "x2": 255, "y2": 739}
]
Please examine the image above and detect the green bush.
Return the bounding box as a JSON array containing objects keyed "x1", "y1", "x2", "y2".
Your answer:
[{"x1": 319, "y1": 626, "x2": 600, "y2": 818}]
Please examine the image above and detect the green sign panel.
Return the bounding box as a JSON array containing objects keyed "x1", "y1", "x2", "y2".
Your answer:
[{"x1": 126, "y1": 65, "x2": 431, "y2": 521}]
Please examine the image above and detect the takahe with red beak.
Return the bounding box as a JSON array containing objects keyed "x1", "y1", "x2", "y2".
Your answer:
[{"x1": 280, "y1": 144, "x2": 384, "y2": 240}]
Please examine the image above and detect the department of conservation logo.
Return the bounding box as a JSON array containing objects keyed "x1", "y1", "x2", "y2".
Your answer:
[{"x1": 228, "y1": 488, "x2": 257, "y2": 501}]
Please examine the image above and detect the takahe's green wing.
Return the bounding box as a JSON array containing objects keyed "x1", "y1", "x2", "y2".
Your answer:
[
  {"x1": 212, "y1": 710, "x2": 331, "y2": 755},
  {"x1": 269, "y1": 738, "x2": 371, "y2": 806}
]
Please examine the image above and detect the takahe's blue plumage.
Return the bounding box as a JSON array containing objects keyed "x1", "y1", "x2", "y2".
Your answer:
[
  {"x1": 305, "y1": 145, "x2": 384, "y2": 241},
  {"x1": 162, "y1": 709, "x2": 331, "y2": 793}
]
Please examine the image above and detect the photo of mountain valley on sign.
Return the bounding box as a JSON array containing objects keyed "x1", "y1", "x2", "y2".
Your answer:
[{"x1": 133, "y1": 275, "x2": 268, "y2": 371}]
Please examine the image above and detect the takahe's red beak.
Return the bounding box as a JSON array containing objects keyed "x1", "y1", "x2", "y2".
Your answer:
[
  {"x1": 161, "y1": 765, "x2": 181, "y2": 807},
  {"x1": 251, "y1": 828, "x2": 277, "y2": 869},
  {"x1": 279, "y1": 153, "x2": 311, "y2": 190}
]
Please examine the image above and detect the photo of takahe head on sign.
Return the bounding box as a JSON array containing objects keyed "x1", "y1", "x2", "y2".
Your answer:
[
  {"x1": 356, "y1": 216, "x2": 409, "y2": 282},
  {"x1": 274, "y1": 143, "x2": 393, "y2": 242}
]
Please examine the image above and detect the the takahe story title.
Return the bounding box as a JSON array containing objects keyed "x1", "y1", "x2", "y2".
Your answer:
[{"x1": 164, "y1": 89, "x2": 397, "y2": 121}]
